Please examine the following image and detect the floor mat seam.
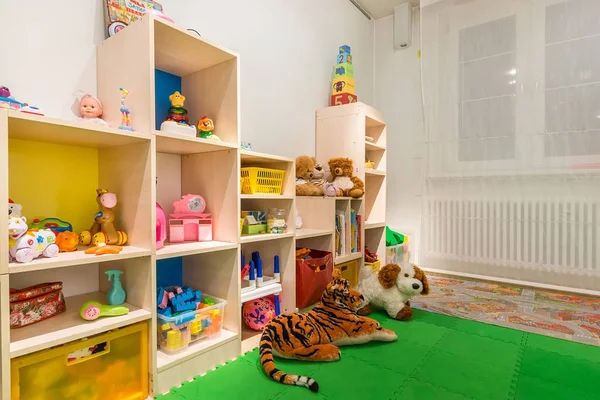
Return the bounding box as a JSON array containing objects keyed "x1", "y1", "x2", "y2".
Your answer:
[{"x1": 507, "y1": 332, "x2": 529, "y2": 400}]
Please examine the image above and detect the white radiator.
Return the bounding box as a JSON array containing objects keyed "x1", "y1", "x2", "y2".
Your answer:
[{"x1": 423, "y1": 198, "x2": 599, "y2": 273}]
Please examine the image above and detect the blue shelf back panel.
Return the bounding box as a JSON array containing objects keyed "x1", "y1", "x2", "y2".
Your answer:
[
  {"x1": 155, "y1": 69, "x2": 181, "y2": 130},
  {"x1": 157, "y1": 257, "x2": 183, "y2": 288}
]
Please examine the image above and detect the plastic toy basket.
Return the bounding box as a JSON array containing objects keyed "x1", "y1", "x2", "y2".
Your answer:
[{"x1": 241, "y1": 167, "x2": 285, "y2": 195}]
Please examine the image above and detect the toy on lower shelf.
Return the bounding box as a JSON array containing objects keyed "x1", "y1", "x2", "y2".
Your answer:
[
  {"x1": 240, "y1": 253, "x2": 257, "y2": 294},
  {"x1": 10, "y1": 282, "x2": 66, "y2": 328},
  {"x1": 79, "y1": 301, "x2": 129, "y2": 321},
  {"x1": 79, "y1": 189, "x2": 128, "y2": 246},
  {"x1": 8, "y1": 216, "x2": 59, "y2": 263},
  {"x1": 364, "y1": 247, "x2": 381, "y2": 273},
  {"x1": 156, "y1": 203, "x2": 167, "y2": 250},
  {"x1": 159, "y1": 91, "x2": 196, "y2": 136},
  {"x1": 242, "y1": 297, "x2": 276, "y2": 331},
  {"x1": 106, "y1": 270, "x2": 126, "y2": 305},
  {"x1": 169, "y1": 194, "x2": 212, "y2": 242},
  {"x1": 197, "y1": 116, "x2": 220, "y2": 141},
  {"x1": 156, "y1": 287, "x2": 227, "y2": 353},
  {"x1": 241, "y1": 211, "x2": 267, "y2": 235}
]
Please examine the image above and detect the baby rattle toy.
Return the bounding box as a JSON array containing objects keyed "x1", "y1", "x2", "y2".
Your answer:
[{"x1": 80, "y1": 301, "x2": 129, "y2": 321}]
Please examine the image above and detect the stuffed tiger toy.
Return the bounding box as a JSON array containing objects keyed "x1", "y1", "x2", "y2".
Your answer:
[{"x1": 260, "y1": 269, "x2": 398, "y2": 392}]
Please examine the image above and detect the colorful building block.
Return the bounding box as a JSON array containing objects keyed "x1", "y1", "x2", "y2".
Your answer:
[
  {"x1": 336, "y1": 52, "x2": 352, "y2": 65},
  {"x1": 332, "y1": 77, "x2": 356, "y2": 95},
  {"x1": 334, "y1": 63, "x2": 354, "y2": 79},
  {"x1": 330, "y1": 93, "x2": 358, "y2": 106},
  {"x1": 339, "y1": 45, "x2": 351, "y2": 54}
]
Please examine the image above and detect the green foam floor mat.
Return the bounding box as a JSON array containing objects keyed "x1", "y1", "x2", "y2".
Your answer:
[{"x1": 156, "y1": 310, "x2": 600, "y2": 400}]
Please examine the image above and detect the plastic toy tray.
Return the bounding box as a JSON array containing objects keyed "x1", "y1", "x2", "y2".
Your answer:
[
  {"x1": 240, "y1": 167, "x2": 285, "y2": 195},
  {"x1": 157, "y1": 294, "x2": 226, "y2": 354},
  {"x1": 386, "y1": 243, "x2": 410, "y2": 264}
]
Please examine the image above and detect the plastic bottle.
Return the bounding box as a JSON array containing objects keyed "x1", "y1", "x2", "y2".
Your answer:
[{"x1": 105, "y1": 270, "x2": 126, "y2": 305}]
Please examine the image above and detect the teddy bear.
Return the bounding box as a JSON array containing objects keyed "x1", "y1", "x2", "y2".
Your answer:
[
  {"x1": 310, "y1": 161, "x2": 336, "y2": 197},
  {"x1": 296, "y1": 156, "x2": 323, "y2": 196},
  {"x1": 328, "y1": 157, "x2": 364, "y2": 198}
]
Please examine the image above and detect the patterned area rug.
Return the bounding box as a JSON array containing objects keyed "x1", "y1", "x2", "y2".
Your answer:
[{"x1": 412, "y1": 274, "x2": 600, "y2": 346}]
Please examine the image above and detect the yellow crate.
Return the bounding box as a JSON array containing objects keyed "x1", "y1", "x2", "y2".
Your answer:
[
  {"x1": 365, "y1": 260, "x2": 381, "y2": 274},
  {"x1": 337, "y1": 259, "x2": 359, "y2": 287},
  {"x1": 241, "y1": 167, "x2": 285, "y2": 195},
  {"x1": 11, "y1": 322, "x2": 148, "y2": 400}
]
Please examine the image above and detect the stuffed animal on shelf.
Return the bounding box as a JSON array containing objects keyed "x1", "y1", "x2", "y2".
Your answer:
[
  {"x1": 357, "y1": 263, "x2": 429, "y2": 321},
  {"x1": 311, "y1": 161, "x2": 336, "y2": 197},
  {"x1": 295, "y1": 156, "x2": 323, "y2": 196},
  {"x1": 79, "y1": 189, "x2": 128, "y2": 246},
  {"x1": 8, "y1": 216, "x2": 59, "y2": 263},
  {"x1": 8, "y1": 199, "x2": 22, "y2": 217},
  {"x1": 197, "y1": 116, "x2": 220, "y2": 141},
  {"x1": 328, "y1": 157, "x2": 364, "y2": 198}
]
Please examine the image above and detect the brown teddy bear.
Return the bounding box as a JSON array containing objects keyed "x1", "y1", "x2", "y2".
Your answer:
[
  {"x1": 328, "y1": 157, "x2": 364, "y2": 198},
  {"x1": 296, "y1": 156, "x2": 323, "y2": 196}
]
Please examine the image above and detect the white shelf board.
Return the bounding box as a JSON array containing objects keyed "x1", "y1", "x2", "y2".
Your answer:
[
  {"x1": 365, "y1": 169, "x2": 386, "y2": 176},
  {"x1": 240, "y1": 194, "x2": 294, "y2": 200},
  {"x1": 365, "y1": 221, "x2": 386, "y2": 230},
  {"x1": 335, "y1": 196, "x2": 363, "y2": 201},
  {"x1": 10, "y1": 292, "x2": 151, "y2": 358},
  {"x1": 156, "y1": 241, "x2": 238, "y2": 260},
  {"x1": 241, "y1": 283, "x2": 282, "y2": 303},
  {"x1": 365, "y1": 141, "x2": 386, "y2": 151},
  {"x1": 9, "y1": 246, "x2": 151, "y2": 274},
  {"x1": 240, "y1": 149, "x2": 294, "y2": 164},
  {"x1": 334, "y1": 252, "x2": 363, "y2": 265},
  {"x1": 154, "y1": 130, "x2": 238, "y2": 155},
  {"x1": 240, "y1": 232, "x2": 294, "y2": 244},
  {"x1": 296, "y1": 228, "x2": 334, "y2": 240},
  {"x1": 4, "y1": 110, "x2": 151, "y2": 148},
  {"x1": 156, "y1": 329, "x2": 238, "y2": 372}
]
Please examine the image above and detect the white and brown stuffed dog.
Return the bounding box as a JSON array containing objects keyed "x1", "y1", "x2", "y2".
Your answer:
[{"x1": 356, "y1": 263, "x2": 429, "y2": 321}]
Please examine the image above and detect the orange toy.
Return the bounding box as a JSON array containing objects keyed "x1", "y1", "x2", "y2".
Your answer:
[
  {"x1": 55, "y1": 231, "x2": 80, "y2": 252},
  {"x1": 84, "y1": 244, "x2": 123, "y2": 255},
  {"x1": 80, "y1": 189, "x2": 128, "y2": 246}
]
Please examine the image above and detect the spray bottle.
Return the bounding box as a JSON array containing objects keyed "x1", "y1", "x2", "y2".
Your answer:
[{"x1": 106, "y1": 270, "x2": 126, "y2": 305}]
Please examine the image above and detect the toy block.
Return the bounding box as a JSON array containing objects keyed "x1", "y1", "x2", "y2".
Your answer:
[
  {"x1": 336, "y1": 52, "x2": 352, "y2": 65},
  {"x1": 332, "y1": 77, "x2": 356, "y2": 95},
  {"x1": 172, "y1": 301, "x2": 197, "y2": 313},
  {"x1": 331, "y1": 93, "x2": 358, "y2": 106},
  {"x1": 339, "y1": 45, "x2": 351, "y2": 54},
  {"x1": 158, "y1": 307, "x2": 172, "y2": 317},
  {"x1": 334, "y1": 63, "x2": 354, "y2": 79}
]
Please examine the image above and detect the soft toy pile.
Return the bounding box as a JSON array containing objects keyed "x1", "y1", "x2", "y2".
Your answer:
[{"x1": 357, "y1": 262, "x2": 429, "y2": 320}]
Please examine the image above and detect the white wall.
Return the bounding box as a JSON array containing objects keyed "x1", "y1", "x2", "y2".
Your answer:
[
  {"x1": 374, "y1": 10, "x2": 424, "y2": 260},
  {"x1": 0, "y1": 0, "x2": 374, "y2": 158}
]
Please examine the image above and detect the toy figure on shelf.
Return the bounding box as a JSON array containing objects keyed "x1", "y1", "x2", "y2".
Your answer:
[
  {"x1": 77, "y1": 94, "x2": 108, "y2": 126},
  {"x1": 84, "y1": 243, "x2": 123, "y2": 255},
  {"x1": 241, "y1": 142, "x2": 252, "y2": 150},
  {"x1": 160, "y1": 91, "x2": 196, "y2": 136},
  {"x1": 118, "y1": 87, "x2": 133, "y2": 131},
  {"x1": 79, "y1": 189, "x2": 128, "y2": 246},
  {"x1": 330, "y1": 45, "x2": 358, "y2": 106},
  {"x1": 0, "y1": 86, "x2": 44, "y2": 115},
  {"x1": 8, "y1": 199, "x2": 22, "y2": 217},
  {"x1": 365, "y1": 158, "x2": 375, "y2": 169},
  {"x1": 169, "y1": 194, "x2": 212, "y2": 242},
  {"x1": 80, "y1": 300, "x2": 129, "y2": 321},
  {"x1": 8, "y1": 216, "x2": 59, "y2": 263},
  {"x1": 55, "y1": 231, "x2": 80, "y2": 252},
  {"x1": 106, "y1": 270, "x2": 126, "y2": 305},
  {"x1": 197, "y1": 116, "x2": 220, "y2": 141}
]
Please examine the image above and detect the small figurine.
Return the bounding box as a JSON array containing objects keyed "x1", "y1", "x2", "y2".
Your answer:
[
  {"x1": 55, "y1": 231, "x2": 80, "y2": 252},
  {"x1": 77, "y1": 94, "x2": 108, "y2": 126},
  {"x1": 9, "y1": 216, "x2": 59, "y2": 263},
  {"x1": 365, "y1": 158, "x2": 375, "y2": 169},
  {"x1": 79, "y1": 189, "x2": 128, "y2": 246},
  {"x1": 241, "y1": 142, "x2": 253, "y2": 150},
  {"x1": 118, "y1": 87, "x2": 133, "y2": 131},
  {"x1": 159, "y1": 91, "x2": 196, "y2": 136},
  {"x1": 197, "y1": 116, "x2": 220, "y2": 141}
]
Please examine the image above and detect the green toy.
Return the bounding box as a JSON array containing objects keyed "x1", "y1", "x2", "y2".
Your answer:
[
  {"x1": 105, "y1": 270, "x2": 126, "y2": 305},
  {"x1": 204, "y1": 297, "x2": 215, "y2": 306},
  {"x1": 386, "y1": 226, "x2": 406, "y2": 247},
  {"x1": 80, "y1": 301, "x2": 129, "y2": 321}
]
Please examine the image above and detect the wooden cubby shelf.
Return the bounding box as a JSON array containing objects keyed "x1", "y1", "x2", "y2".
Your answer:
[
  {"x1": 156, "y1": 241, "x2": 238, "y2": 260},
  {"x1": 365, "y1": 169, "x2": 386, "y2": 176},
  {"x1": 296, "y1": 228, "x2": 335, "y2": 240},
  {"x1": 240, "y1": 232, "x2": 294, "y2": 243},
  {"x1": 240, "y1": 194, "x2": 295, "y2": 200},
  {"x1": 154, "y1": 130, "x2": 239, "y2": 155},
  {"x1": 365, "y1": 221, "x2": 386, "y2": 230},
  {"x1": 335, "y1": 252, "x2": 363, "y2": 265}
]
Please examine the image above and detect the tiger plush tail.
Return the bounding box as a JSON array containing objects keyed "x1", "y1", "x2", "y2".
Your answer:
[{"x1": 259, "y1": 328, "x2": 319, "y2": 392}]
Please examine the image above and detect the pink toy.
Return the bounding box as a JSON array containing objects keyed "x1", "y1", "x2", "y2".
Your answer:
[
  {"x1": 169, "y1": 194, "x2": 212, "y2": 242},
  {"x1": 156, "y1": 203, "x2": 167, "y2": 250},
  {"x1": 242, "y1": 297, "x2": 276, "y2": 331}
]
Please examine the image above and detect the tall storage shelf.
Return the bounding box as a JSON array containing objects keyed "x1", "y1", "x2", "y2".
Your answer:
[
  {"x1": 0, "y1": 110, "x2": 155, "y2": 399},
  {"x1": 239, "y1": 151, "x2": 296, "y2": 353}
]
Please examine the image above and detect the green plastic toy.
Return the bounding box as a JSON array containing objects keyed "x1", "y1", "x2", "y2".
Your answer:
[
  {"x1": 386, "y1": 226, "x2": 406, "y2": 247},
  {"x1": 80, "y1": 301, "x2": 129, "y2": 321}
]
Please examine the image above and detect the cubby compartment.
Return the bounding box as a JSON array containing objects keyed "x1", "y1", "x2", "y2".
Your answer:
[
  {"x1": 365, "y1": 175, "x2": 386, "y2": 226},
  {"x1": 240, "y1": 150, "x2": 295, "y2": 197},
  {"x1": 8, "y1": 257, "x2": 153, "y2": 359},
  {"x1": 365, "y1": 225, "x2": 386, "y2": 267},
  {"x1": 240, "y1": 198, "x2": 295, "y2": 241},
  {"x1": 3, "y1": 112, "x2": 153, "y2": 274},
  {"x1": 365, "y1": 148, "x2": 387, "y2": 173},
  {"x1": 155, "y1": 251, "x2": 239, "y2": 373}
]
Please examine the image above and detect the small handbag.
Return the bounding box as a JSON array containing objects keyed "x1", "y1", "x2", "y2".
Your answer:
[
  {"x1": 9, "y1": 282, "x2": 66, "y2": 329},
  {"x1": 296, "y1": 249, "x2": 333, "y2": 309}
]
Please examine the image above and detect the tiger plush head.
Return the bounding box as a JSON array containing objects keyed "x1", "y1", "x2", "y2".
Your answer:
[{"x1": 321, "y1": 269, "x2": 365, "y2": 311}]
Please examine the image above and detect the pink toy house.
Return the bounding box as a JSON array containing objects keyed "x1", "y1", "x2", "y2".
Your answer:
[
  {"x1": 169, "y1": 194, "x2": 212, "y2": 242},
  {"x1": 156, "y1": 203, "x2": 167, "y2": 250}
]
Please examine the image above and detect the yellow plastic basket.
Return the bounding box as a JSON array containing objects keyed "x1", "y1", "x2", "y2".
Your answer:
[{"x1": 241, "y1": 167, "x2": 285, "y2": 195}]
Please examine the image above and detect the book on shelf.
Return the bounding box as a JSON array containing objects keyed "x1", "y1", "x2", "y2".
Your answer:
[
  {"x1": 357, "y1": 214, "x2": 362, "y2": 252},
  {"x1": 335, "y1": 210, "x2": 346, "y2": 256},
  {"x1": 350, "y1": 209, "x2": 358, "y2": 253}
]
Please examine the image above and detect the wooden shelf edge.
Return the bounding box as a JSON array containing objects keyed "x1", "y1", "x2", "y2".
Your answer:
[
  {"x1": 334, "y1": 252, "x2": 363, "y2": 265},
  {"x1": 240, "y1": 149, "x2": 294, "y2": 163},
  {"x1": 365, "y1": 221, "x2": 386, "y2": 230},
  {"x1": 241, "y1": 283, "x2": 282, "y2": 303},
  {"x1": 365, "y1": 169, "x2": 386, "y2": 176},
  {"x1": 156, "y1": 241, "x2": 238, "y2": 260},
  {"x1": 240, "y1": 232, "x2": 294, "y2": 244},
  {"x1": 296, "y1": 228, "x2": 334, "y2": 240},
  {"x1": 240, "y1": 194, "x2": 294, "y2": 200}
]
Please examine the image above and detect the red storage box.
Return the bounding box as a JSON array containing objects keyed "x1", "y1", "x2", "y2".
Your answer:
[
  {"x1": 9, "y1": 282, "x2": 66, "y2": 329},
  {"x1": 296, "y1": 249, "x2": 333, "y2": 309}
]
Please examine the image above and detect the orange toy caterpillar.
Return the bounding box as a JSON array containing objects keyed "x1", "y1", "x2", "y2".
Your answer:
[{"x1": 259, "y1": 269, "x2": 397, "y2": 392}]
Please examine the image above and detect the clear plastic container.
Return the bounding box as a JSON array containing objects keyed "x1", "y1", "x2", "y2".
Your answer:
[
  {"x1": 386, "y1": 243, "x2": 410, "y2": 264},
  {"x1": 157, "y1": 294, "x2": 226, "y2": 354},
  {"x1": 267, "y1": 208, "x2": 288, "y2": 234}
]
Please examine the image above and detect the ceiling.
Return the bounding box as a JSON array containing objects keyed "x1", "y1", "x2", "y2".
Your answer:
[{"x1": 354, "y1": 0, "x2": 419, "y2": 19}]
